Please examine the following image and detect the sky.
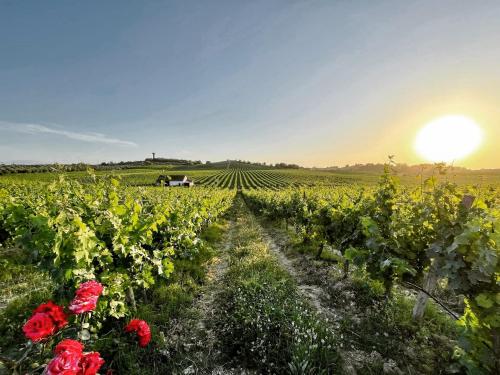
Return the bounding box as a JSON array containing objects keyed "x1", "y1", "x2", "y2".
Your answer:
[{"x1": 0, "y1": 0, "x2": 499, "y2": 168}]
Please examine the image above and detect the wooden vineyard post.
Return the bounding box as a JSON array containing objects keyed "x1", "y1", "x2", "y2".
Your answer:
[
  {"x1": 412, "y1": 263, "x2": 439, "y2": 320},
  {"x1": 127, "y1": 286, "x2": 137, "y2": 313}
]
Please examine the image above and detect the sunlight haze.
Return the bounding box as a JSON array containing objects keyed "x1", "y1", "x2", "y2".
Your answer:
[{"x1": 1, "y1": 0, "x2": 499, "y2": 168}]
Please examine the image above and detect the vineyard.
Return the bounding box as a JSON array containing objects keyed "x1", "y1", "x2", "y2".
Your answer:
[
  {"x1": 196, "y1": 168, "x2": 291, "y2": 189},
  {"x1": 2, "y1": 161, "x2": 499, "y2": 189},
  {"x1": 243, "y1": 167, "x2": 500, "y2": 374},
  {"x1": 0, "y1": 167, "x2": 499, "y2": 374},
  {"x1": 0, "y1": 166, "x2": 348, "y2": 188},
  {"x1": 192, "y1": 167, "x2": 371, "y2": 189}
]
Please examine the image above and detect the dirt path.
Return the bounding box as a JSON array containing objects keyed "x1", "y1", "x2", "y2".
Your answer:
[
  {"x1": 167, "y1": 209, "x2": 255, "y2": 375},
  {"x1": 259, "y1": 222, "x2": 343, "y2": 324},
  {"x1": 251, "y1": 211, "x2": 379, "y2": 375},
  {"x1": 174, "y1": 224, "x2": 234, "y2": 375},
  {"x1": 241, "y1": 197, "x2": 344, "y2": 324},
  {"x1": 261, "y1": 229, "x2": 324, "y2": 311}
]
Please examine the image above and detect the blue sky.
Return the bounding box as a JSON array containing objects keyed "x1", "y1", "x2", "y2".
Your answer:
[{"x1": 1, "y1": 0, "x2": 499, "y2": 167}]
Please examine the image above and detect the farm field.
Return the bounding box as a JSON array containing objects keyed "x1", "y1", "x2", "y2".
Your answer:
[
  {"x1": 0, "y1": 166, "x2": 498, "y2": 374},
  {"x1": 0, "y1": 162, "x2": 358, "y2": 188},
  {"x1": 2, "y1": 161, "x2": 500, "y2": 188}
]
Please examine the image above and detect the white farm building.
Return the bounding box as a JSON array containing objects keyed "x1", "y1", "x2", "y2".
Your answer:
[{"x1": 156, "y1": 175, "x2": 194, "y2": 187}]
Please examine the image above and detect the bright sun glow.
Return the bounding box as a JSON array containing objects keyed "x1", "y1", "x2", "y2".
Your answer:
[{"x1": 415, "y1": 115, "x2": 483, "y2": 163}]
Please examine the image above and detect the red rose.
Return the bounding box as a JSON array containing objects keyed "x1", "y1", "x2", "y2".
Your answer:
[
  {"x1": 125, "y1": 319, "x2": 151, "y2": 347},
  {"x1": 54, "y1": 339, "x2": 84, "y2": 356},
  {"x1": 137, "y1": 332, "x2": 151, "y2": 347},
  {"x1": 47, "y1": 338, "x2": 105, "y2": 375},
  {"x1": 68, "y1": 297, "x2": 98, "y2": 314},
  {"x1": 78, "y1": 352, "x2": 105, "y2": 375},
  {"x1": 34, "y1": 301, "x2": 68, "y2": 329},
  {"x1": 69, "y1": 281, "x2": 104, "y2": 314},
  {"x1": 23, "y1": 312, "x2": 56, "y2": 342},
  {"x1": 75, "y1": 281, "x2": 104, "y2": 298},
  {"x1": 45, "y1": 350, "x2": 81, "y2": 375}
]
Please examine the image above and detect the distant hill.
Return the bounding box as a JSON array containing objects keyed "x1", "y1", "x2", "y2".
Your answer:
[
  {"x1": 173, "y1": 160, "x2": 300, "y2": 170},
  {"x1": 0, "y1": 158, "x2": 300, "y2": 176},
  {"x1": 1, "y1": 157, "x2": 498, "y2": 177}
]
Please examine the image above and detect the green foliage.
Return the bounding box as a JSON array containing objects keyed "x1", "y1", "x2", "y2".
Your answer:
[
  {"x1": 0, "y1": 173, "x2": 234, "y2": 320},
  {"x1": 244, "y1": 164, "x2": 500, "y2": 374},
  {"x1": 0, "y1": 175, "x2": 233, "y2": 373}
]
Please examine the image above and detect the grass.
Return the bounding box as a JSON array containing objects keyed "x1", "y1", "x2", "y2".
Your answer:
[{"x1": 212, "y1": 195, "x2": 340, "y2": 374}]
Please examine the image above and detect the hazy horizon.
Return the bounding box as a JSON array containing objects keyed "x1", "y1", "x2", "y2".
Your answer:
[
  {"x1": 2, "y1": 156, "x2": 499, "y2": 172},
  {"x1": 1, "y1": 1, "x2": 499, "y2": 168}
]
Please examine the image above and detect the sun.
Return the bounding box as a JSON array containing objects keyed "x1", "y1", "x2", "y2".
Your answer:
[{"x1": 414, "y1": 115, "x2": 483, "y2": 163}]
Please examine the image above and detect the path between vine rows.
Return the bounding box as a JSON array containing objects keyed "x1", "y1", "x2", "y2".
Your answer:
[
  {"x1": 171, "y1": 197, "x2": 392, "y2": 374},
  {"x1": 168, "y1": 206, "x2": 256, "y2": 375},
  {"x1": 261, "y1": 229, "x2": 334, "y2": 319},
  {"x1": 247, "y1": 205, "x2": 396, "y2": 375},
  {"x1": 248, "y1": 209, "x2": 346, "y2": 333}
]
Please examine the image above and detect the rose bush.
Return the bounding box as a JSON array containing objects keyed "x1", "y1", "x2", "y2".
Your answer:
[{"x1": 13, "y1": 281, "x2": 153, "y2": 373}]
